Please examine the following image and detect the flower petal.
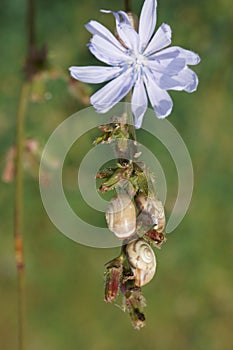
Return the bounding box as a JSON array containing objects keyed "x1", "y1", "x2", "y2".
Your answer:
[
  {"x1": 171, "y1": 46, "x2": 201, "y2": 65},
  {"x1": 151, "y1": 46, "x2": 200, "y2": 65},
  {"x1": 102, "y1": 10, "x2": 139, "y2": 52},
  {"x1": 138, "y1": 0, "x2": 157, "y2": 52},
  {"x1": 177, "y1": 68, "x2": 199, "y2": 92},
  {"x1": 157, "y1": 67, "x2": 199, "y2": 92},
  {"x1": 132, "y1": 76, "x2": 148, "y2": 128},
  {"x1": 148, "y1": 57, "x2": 186, "y2": 75},
  {"x1": 85, "y1": 20, "x2": 126, "y2": 52},
  {"x1": 89, "y1": 34, "x2": 129, "y2": 65},
  {"x1": 90, "y1": 68, "x2": 134, "y2": 113},
  {"x1": 69, "y1": 66, "x2": 123, "y2": 83},
  {"x1": 144, "y1": 69, "x2": 173, "y2": 118},
  {"x1": 144, "y1": 23, "x2": 172, "y2": 56},
  {"x1": 149, "y1": 47, "x2": 180, "y2": 60}
]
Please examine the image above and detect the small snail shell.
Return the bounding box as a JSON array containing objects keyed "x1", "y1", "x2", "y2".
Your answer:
[
  {"x1": 126, "y1": 239, "x2": 156, "y2": 287},
  {"x1": 106, "y1": 194, "x2": 136, "y2": 239},
  {"x1": 136, "y1": 193, "x2": 166, "y2": 233}
]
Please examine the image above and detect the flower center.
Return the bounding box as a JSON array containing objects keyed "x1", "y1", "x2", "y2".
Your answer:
[
  {"x1": 127, "y1": 53, "x2": 147, "y2": 77},
  {"x1": 132, "y1": 53, "x2": 146, "y2": 67}
]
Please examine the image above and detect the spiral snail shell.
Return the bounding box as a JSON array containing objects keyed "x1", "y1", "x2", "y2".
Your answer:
[
  {"x1": 126, "y1": 239, "x2": 156, "y2": 287},
  {"x1": 106, "y1": 194, "x2": 136, "y2": 239},
  {"x1": 136, "y1": 193, "x2": 166, "y2": 233}
]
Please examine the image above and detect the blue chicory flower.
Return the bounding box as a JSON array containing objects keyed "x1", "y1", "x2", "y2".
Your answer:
[{"x1": 69, "y1": 0, "x2": 200, "y2": 128}]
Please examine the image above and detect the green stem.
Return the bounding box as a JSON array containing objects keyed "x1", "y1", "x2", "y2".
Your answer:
[
  {"x1": 14, "y1": 81, "x2": 31, "y2": 350},
  {"x1": 125, "y1": 92, "x2": 137, "y2": 142}
]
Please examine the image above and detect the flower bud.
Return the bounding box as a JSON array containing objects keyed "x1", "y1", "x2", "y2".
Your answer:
[
  {"x1": 123, "y1": 286, "x2": 146, "y2": 330},
  {"x1": 104, "y1": 256, "x2": 123, "y2": 303}
]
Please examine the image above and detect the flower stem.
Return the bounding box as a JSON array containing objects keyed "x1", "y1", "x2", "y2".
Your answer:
[
  {"x1": 124, "y1": 0, "x2": 132, "y2": 12},
  {"x1": 14, "y1": 81, "x2": 31, "y2": 350},
  {"x1": 125, "y1": 95, "x2": 137, "y2": 142}
]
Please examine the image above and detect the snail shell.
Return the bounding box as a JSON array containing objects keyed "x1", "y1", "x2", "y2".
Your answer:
[
  {"x1": 106, "y1": 194, "x2": 136, "y2": 239},
  {"x1": 126, "y1": 239, "x2": 156, "y2": 287},
  {"x1": 136, "y1": 193, "x2": 166, "y2": 233}
]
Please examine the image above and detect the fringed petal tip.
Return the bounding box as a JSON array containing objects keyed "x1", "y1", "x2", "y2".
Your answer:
[
  {"x1": 155, "y1": 99, "x2": 173, "y2": 119},
  {"x1": 184, "y1": 70, "x2": 199, "y2": 93},
  {"x1": 174, "y1": 47, "x2": 201, "y2": 66},
  {"x1": 139, "y1": 0, "x2": 158, "y2": 51},
  {"x1": 69, "y1": 66, "x2": 78, "y2": 80},
  {"x1": 144, "y1": 23, "x2": 172, "y2": 55},
  {"x1": 69, "y1": 66, "x2": 123, "y2": 84}
]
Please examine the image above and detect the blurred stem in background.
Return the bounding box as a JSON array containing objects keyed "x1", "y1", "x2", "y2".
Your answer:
[
  {"x1": 14, "y1": 80, "x2": 30, "y2": 350},
  {"x1": 14, "y1": 0, "x2": 47, "y2": 349}
]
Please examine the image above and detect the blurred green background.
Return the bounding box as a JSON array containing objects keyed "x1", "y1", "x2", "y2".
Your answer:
[{"x1": 0, "y1": 0, "x2": 233, "y2": 349}]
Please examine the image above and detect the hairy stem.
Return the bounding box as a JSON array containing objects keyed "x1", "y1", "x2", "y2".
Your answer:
[{"x1": 14, "y1": 81, "x2": 31, "y2": 350}]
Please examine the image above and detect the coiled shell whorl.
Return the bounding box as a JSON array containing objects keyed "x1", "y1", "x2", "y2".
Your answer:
[
  {"x1": 106, "y1": 194, "x2": 136, "y2": 239},
  {"x1": 136, "y1": 193, "x2": 166, "y2": 233},
  {"x1": 126, "y1": 239, "x2": 156, "y2": 287}
]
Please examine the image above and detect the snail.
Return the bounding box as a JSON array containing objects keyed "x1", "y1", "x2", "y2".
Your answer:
[
  {"x1": 126, "y1": 239, "x2": 156, "y2": 287},
  {"x1": 136, "y1": 193, "x2": 166, "y2": 233},
  {"x1": 106, "y1": 193, "x2": 136, "y2": 239}
]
